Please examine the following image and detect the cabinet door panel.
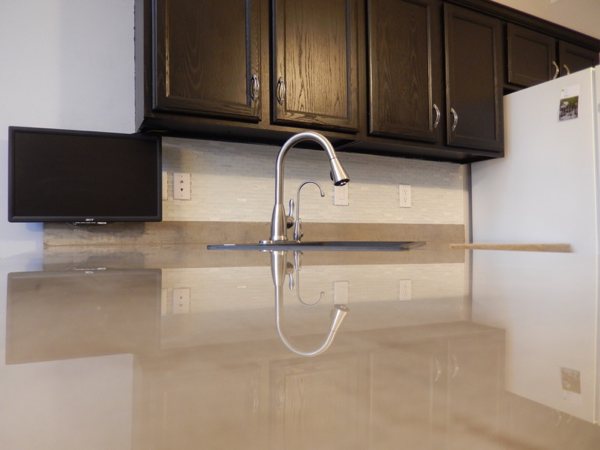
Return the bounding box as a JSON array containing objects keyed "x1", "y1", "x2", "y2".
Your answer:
[
  {"x1": 559, "y1": 41, "x2": 599, "y2": 76},
  {"x1": 444, "y1": 5, "x2": 503, "y2": 152},
  {"x1": 507, "y1": 24, "x2": 557, "y2": 87},
  {"x1": 368, "y1": 0, "x2": 442, "y2": 143},
  {"x1": 272, "y1": 0, "x2": 359, "y2": 132},
  {"x1": 154, "y1": 0, "x2": 261, "y2": 121}
]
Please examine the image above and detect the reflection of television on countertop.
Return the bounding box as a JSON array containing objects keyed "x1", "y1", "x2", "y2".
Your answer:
[
  {"x1": 6, "y1": 269, "x2": 162, "y2": 363},
  {"x1": 8, "y1": 126, "x2": 162, "y2": 224}
]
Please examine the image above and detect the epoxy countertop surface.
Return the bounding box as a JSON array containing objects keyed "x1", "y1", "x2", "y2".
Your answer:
[{"x1": 1, "y1": 245, "x2": 600, "y2": 449}]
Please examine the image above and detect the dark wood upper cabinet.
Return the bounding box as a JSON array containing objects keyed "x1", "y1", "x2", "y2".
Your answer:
[
  {"x1": 367, "y1": 0, "x2": 442, "y2": 144},
  {"x1": 153, "y1": 0, "x2": 261, "y2": 122},
  {"x1": 506, "y1": 24, "x2": 599, "y2": 88},
  {"x1": 444, "y1": 4, "x2": 503, "y2": 152},
  {"x1": 136, "y1": 0, "x2": 600, "y2": 162},
  {"x1": 559, "y1": 41, "x2": 599, "y2": 76},
  {"x1": 271, "y1": 0, "x2": 359, "y2": 132},
  {"x1": 506, "y1": 24, "x2": 557, "y2": 87}
]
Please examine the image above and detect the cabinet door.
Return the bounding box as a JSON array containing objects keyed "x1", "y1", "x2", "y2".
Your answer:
[
  {"x1": 272, "y1": 0, "x2": 359, "y2": 132},
  {"x1": 153, "y1": 0, "x2": 261, "y2": 122},
  {"x1": 506, "y1": 24, "x2": 557, "y2": 87},
  {"x1": 367, "y1": 0, "x2": 442, "y2": 143},
  {"x1": 559, "y1": 41, "x2": 599, "y2": 76},
  {"x1": 444, "y1": 5, "x2": 503, "y2": 152}
]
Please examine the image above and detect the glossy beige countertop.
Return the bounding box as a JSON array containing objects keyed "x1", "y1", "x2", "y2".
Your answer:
[{"x1": 1, "y1": 246, "x2": 599, "y2": 449}]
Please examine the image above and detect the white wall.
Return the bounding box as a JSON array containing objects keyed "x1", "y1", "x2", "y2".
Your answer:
[
  {"x1": 491, "y1": 0, "x2": 600, "y2": 39},
  {"x1": 0, "y1": 0, "x2": 136, "y2": 258},
  {"x1": 0, "y1": 2, "x2": 136, "y2": 449}
]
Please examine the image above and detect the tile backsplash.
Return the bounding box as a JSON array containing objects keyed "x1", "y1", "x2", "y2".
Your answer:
[{"x1": 162, "y1": 138, "x2": 467, "y2": 225}]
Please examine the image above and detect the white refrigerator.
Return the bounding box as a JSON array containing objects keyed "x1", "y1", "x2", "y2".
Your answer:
[
  {"x1": 471, "y1": 67, "x2": 600, "y2": 423},
  {"x1": 472, "y1": 66, "x2": 600, "y2": 253}
]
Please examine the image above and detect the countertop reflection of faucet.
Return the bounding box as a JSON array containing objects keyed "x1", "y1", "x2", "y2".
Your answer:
[
  {"x1": 265, "y1": 131, "x2": 349, "y2": 244},
  {"x1": 270, "y1": 250, "x2": 349, "y2": 357}
]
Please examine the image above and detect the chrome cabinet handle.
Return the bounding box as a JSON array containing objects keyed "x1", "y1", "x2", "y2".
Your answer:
[
  {"x1": 250, "y1": 74, "x2": 260, "y2": 101},
  {"x1": 563, "y1": 64, "x2": 571, "y2": 75},
  {"x1": 450, "y1": 107, "x2": 459, "y2": 132},
  {"x1": 552, "y1": 61, "x2": 560, "y2": 79},
  {"x1": 276, "y1": 77, "x2": 286, "y2": 105},
  {"x1": 432, "y1": 103, "x2": 441, "y2": 129}
]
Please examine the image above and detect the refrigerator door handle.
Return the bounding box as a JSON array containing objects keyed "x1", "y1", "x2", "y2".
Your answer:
[
  {"x1": 552, "y1": 61, "x2": 560, "y2": 79},
  {"x1": 563, "y1": 64, "x2": 571, "y2": 76}
]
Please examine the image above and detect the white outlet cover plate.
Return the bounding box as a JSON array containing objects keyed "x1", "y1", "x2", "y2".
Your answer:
[
  {"x1": 173, "y1": 172, "x2": 191, "y2": 200},
  {"x1": 399, "y1": 184, "x2": 412, "y2": 208},
  {"x1": 334, "y1": 184, "x2": 349, "y2": 206}
]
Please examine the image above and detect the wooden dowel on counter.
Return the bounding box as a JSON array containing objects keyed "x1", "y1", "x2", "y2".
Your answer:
[{"x1": 449, "y1": 243, "x2": 572, "y2": 253}]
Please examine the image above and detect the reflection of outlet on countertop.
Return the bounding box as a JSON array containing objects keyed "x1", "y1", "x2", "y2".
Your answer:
[
  {"x1": 398, "y1": 279, "x2": 412, "y2": 301},
  {"x1": 333, "y1": 280, "x2": 349, "y2": 305},
  {"x1": 168, "y1": 287, "x2": 191, "y2": 314}
]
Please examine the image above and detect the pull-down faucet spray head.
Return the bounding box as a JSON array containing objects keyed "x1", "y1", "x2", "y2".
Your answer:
[{"x1": 329, "y1": 157, "x2": 350, "y2": 186}]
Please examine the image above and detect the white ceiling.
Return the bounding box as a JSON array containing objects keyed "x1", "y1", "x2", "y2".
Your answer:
[{"x1": 491, "y1": 0, "x2": 600, "y2": 39}]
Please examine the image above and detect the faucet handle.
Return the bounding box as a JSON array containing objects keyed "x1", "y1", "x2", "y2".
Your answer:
[
  {"x1": 286, "y1": 199, "x2": 295, "y2": 229},
  {"x1": 294, "y1": 218, "x2": 304, "y2": 241}
]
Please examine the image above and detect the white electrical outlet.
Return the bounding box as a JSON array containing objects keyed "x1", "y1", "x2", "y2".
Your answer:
[
  {"x1": 333, "y1": 280, "x2": 349, "y2": 305},
  {"x1": 172, "y1": 287, "x2": 191, "y2": 314},
  {"x1": 398, "y1": 279, "x2": 412, "y2": 301},
  {"x1": 334, "y1": 184, "x2": 349, "y2": 206},
  {"x1": 173, "y1": 172, "x2": 191, "y2": 200},
  {"x1": 162, "y1": 171, "x2": 168, "y2": 200},
  {"x1": 399, "y1": 184, "x2": 412, "y2": 208}
]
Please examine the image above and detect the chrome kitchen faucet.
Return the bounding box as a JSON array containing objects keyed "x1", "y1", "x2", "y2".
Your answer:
[{"x1": 265, "y1": 131, "x2": 349, "y2": 243}]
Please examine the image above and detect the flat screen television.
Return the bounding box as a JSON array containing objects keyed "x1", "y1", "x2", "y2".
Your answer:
[{"x1": 8, "y1": 126, "x2": 162, "y2": 223}]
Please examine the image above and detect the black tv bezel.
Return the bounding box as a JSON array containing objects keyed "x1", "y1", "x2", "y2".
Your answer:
[{"x1": 8, "y1": 126, "x2": 162, "y2": 224}]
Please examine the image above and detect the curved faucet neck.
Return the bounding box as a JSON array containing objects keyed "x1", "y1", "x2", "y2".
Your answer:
[{"x1": 274, "y1": 132, "x2": 338, "y2": 205}]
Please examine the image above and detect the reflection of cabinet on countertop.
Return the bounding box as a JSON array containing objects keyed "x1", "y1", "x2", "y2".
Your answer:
[{"x1": 134, "y1": 322, "x2": 506, "y2": 449}]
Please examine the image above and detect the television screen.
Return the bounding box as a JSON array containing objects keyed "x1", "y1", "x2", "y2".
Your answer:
[{"x1": 8, "y1": 126, "x2": 162, "y2": 223}]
